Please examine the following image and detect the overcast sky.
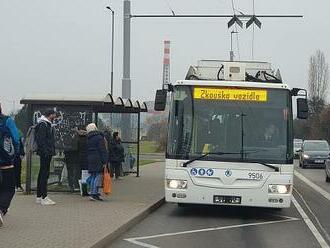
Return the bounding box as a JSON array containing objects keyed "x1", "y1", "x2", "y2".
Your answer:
[{"x1": 0, "y1": 0, "x2": 329, "y2": 114}]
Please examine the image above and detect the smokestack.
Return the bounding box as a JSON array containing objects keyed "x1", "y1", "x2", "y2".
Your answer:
[{"x1": 162, "y1": 40, "x2": 171, "y2": 88}]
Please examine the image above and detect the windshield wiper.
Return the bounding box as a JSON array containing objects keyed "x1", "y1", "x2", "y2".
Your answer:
[
  {"x1": 182, "y1": 152, "x2": 241, "y2": 167},
  {"x1": 247, "y1": 161, "x2": 279, "y2": 172}
]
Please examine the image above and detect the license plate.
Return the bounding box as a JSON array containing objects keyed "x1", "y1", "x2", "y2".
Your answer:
[
  {"x1": 214, "y1": 195, "x2": 241, "y2": 204},
  {"x1": 315, "y1": 160, "x2": 324, "y2": 163}
]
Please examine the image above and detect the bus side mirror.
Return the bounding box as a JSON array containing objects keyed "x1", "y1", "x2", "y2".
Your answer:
[
  {"x1": 297, "y1": 98, "x2": 308, "y2": 119},
  {"x1": 154, "y1": 89, "x2": 167, "y2": 111}
]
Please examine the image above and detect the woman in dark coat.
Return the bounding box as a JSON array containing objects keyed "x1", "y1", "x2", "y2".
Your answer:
[
  {"x1": 109, "y1": 132, "x2": 125, "y2": 179},
  {"x1": 86, "y1": 123, "x2": 108, "y2": 201}
]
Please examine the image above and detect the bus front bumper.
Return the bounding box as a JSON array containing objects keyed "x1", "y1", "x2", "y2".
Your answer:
[
  {"x1": 165, "y1": 175, "x2": 292, "y2": 208},
  {"x1": 165, "y1": 188, "x2": 291, "y2": 208}
]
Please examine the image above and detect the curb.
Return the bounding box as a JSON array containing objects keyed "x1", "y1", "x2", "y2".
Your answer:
[{"x1": 90, "y1": 197, "x2": 165, "y2": 248}]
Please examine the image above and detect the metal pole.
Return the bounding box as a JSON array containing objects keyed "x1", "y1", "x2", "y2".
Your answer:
[
  {"x1": 111, "y1": 10, "x2": 114, "y2": 95},
  {"x1": 230, "y1": 31, "x2": 234, "y2": 62},
  {"x1": 240, "y1": 113, "x2": 245, "y2": 160},
  {"x1": 122, "y1": 0, "x2": 131, "y2": 144},
  {"x1": 131, "y1": 14, "x2": 303, "y2": 18},
  {"x1": 26, "y1": 104, "x2": 33, "y2": 194},
  {"x1": 122, "y1": 0, "x2": 131, "y2": 99},
  {"x1": 230, "y1": 31, "x2": 237, "y2": 62},
  {"x1": 106, "y1": 6, "x2": 115, "y2": 96},
  {"x1": 137, "y1": 112, "x2": 140, "y2": 177},
  {"x1": 110, "y1": 10, "x2": 114, "y2": 128}
]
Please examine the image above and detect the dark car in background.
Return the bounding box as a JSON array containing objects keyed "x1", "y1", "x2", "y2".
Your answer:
[
  {"x1": 294, "y1": 139, "x2": 303, "y2": 158},
  {"x1": 299, "y1": 140, "x2": 330, "y2": 168}
]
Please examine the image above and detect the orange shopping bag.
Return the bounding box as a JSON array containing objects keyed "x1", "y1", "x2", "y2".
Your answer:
[{"x1": 103, "y1": 166, "x2": 112, "y2": 195}]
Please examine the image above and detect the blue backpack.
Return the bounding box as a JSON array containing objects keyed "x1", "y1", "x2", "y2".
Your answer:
[{"x1": 0, "y1": 115, "x2": 15, "y2": 162}]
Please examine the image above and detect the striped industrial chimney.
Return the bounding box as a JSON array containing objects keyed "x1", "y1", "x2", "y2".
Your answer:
[{"x1": 162, "y1": 40, "x2": 171, "y2": 88}]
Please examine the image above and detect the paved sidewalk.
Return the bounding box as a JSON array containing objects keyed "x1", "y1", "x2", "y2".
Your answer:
[{"x1": 0, "y1": 162, "x2": 164, "y2": 248}]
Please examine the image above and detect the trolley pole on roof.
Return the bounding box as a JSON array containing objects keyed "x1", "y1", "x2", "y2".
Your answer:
[{"x1": 230, "y1": 31, "x2": 238, "y2": 61}]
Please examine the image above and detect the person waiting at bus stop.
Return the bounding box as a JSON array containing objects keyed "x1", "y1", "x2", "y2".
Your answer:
[
  {"x1": 0, "y1": 103, "x2": 19, "y2": 227},
  {"x1": 109, "y1": 132, "x2": 125, "y2": 180},
  {"x1": 35, "y1": 109, "x2": 57, "y2": 206},
  {"x1": 86, "y1": 123, "x2": 108, "y2": 201},
  {"x1": 64, "y1": 129, "x2": 80, "y2": 192}
]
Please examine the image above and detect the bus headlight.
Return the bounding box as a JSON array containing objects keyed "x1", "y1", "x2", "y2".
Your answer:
[
  {"x1": 268, "y1": 185, "x2": 291, "y2": 194},
  {"x1": 167, "y1": 179, "x2": 188, "y2": 189}
]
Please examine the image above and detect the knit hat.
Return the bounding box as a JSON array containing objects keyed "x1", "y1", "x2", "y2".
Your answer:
[{"x1": 86, "y1": 123, "x2": 98, "y2": 134}]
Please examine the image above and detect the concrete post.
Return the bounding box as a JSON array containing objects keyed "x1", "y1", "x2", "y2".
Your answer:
[
  {"x1": 122, "y1": 0, "x2": 131, "y2": 143},
  {"x1": 122, "y1": 0, "x2": 131, "y2": 99}
]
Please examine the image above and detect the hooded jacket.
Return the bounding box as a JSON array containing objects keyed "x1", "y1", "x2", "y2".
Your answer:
[{"x1": 36, "y1": 116, "x2": 56, "y2": 157}]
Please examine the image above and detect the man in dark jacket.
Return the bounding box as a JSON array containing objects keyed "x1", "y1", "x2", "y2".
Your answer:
[
  {"x1": 64, "y1": 130, "x2": 80, "y2": 192},
  {"x1": 0, "y1": 103, "x2": 19, "y2": 227},
  {"x1": 109, "y1": 132, "x2": 124, "y2": 179},
  {"x1": 35, "y1": 109, "x2": 57, "y2": 206},
  {"x1": 86, "y1": 123, "x2": 108, "y2": 201}
]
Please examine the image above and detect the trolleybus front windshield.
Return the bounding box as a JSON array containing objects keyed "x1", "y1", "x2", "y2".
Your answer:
[{"x1": 167, "y1": 85, "x2": 293, "y2": 164}]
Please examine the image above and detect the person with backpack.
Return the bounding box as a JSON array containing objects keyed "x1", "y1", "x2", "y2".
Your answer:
[
  {"x1": 0, "y1": 103, "x2": 19, "y2": 227},
  {"x1": 35, "y1": 109, "x2": 57, "y2": 206}
]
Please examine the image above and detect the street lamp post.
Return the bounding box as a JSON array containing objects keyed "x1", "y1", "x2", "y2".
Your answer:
[{"x1": 106, "y1": 6, "x2": 115, "y2": 95}]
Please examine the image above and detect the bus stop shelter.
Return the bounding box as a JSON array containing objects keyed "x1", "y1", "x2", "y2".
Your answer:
[{"x1": 20, "y1": 93, "x2": 148, "y2": 194}]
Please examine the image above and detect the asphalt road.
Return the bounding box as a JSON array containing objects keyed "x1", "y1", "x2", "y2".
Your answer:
[{"x1": 111, "y1": 161, "x2": 330, "y2": 248}]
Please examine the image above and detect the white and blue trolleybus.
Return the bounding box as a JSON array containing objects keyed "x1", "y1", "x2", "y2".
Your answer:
[{"x1": 154, "y1": 60, "x2": 308, "y2": 209}]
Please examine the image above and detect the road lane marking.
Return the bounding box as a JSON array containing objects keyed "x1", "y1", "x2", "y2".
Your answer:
[
  {"x1": 294, "y1": 170, "x2": 330, "y2": 201},
  {"x1": 294, "y1": 187, "x2": 330, "y2": 243},
  {"x1": 292, "y1": 196, "x2": 329, "y2": 248},
  {"x1": 125, "y1": 216, "x2": 299, "y2": 248}
]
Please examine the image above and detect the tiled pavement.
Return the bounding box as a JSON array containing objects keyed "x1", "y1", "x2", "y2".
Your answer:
[{"x1": 0, "y1": 162, "x2": 164, "y2": 248}]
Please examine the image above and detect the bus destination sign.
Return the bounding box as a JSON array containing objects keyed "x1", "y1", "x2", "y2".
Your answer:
[{"x1": 193, "y1": 88, "x2": 268, "y2": 102}]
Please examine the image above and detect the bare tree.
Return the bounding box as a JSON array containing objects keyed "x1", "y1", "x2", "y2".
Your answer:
[{"x1": 308, "y1": 50, "x2": 329, "y2": 115}]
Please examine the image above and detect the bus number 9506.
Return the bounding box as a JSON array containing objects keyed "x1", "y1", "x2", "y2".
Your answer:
[{"x1": 248, "y1": 172, "x2": 264, "y2": 180}]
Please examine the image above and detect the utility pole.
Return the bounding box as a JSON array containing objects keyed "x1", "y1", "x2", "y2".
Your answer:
[
  {"x1": 122, "y1": 0, "x2": 131, "y2": 99},
  {"x1": 122, "y1": 0, "x2": 131, "y2": 144}
]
